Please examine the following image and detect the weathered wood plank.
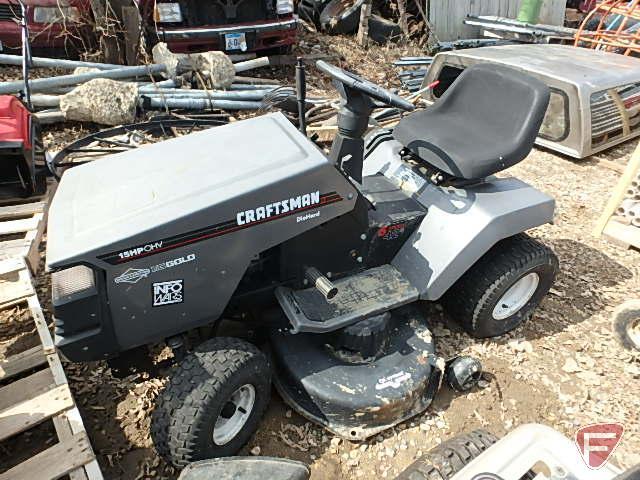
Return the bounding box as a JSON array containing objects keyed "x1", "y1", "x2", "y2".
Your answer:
[
  {"x1": 0, "y1": 384, "x2": 73, "y2": 441},
  {"x1": 0, "y1": 368, "x2": 54, "y2": 412},
  {"x1": 24, "y1": 221, "x2": 44, "y2": 274},
  {"x1": 0, "y1": 202, "x2": 45, "y2": 221},
  {"x1": 0, "y1": 216, "x2": 40, "y2": 236},
  {"x1": 0, "y1": 345, "x2": 46, "y2": 381},
  {"x1": 0, "y1": 267, "x2": 34, "y2": 307},
  {"x1": 28, "y1": 294, "x2": 55, "y2": 354},
  {"x1": 0, "y1": 432, "x2": 95, "y2": 480},
  {"x1": 0, "y1": 257, "x2": 26, "y2": 275}
]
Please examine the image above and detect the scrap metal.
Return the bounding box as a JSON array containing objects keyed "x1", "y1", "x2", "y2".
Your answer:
[{"x1": 463, "y1": 15, "x2": 578, "y2": 43}]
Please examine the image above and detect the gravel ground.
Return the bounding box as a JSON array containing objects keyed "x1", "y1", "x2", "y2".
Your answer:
[{"x1": 1, "y1": 32, "x2": 639, "y2": 480}]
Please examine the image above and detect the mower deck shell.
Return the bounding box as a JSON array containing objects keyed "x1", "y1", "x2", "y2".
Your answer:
[{"x1": 270, "y1": 306, "x2": 442, "y2": 440}]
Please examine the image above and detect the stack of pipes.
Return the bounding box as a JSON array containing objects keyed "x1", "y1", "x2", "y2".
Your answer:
[
  {"x1": 0, "y1": 53, "x2": 282, "y2": 123},
  {"x1": 615, "y1": 176, "x2": 640, "y2": 227},
  {"x1": 393, "y1": 57, "x2": 433, "y2": 93}
]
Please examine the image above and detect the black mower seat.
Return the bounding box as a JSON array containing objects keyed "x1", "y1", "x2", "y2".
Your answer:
[{"x1": 393, "y1": 63, "x2": 550, "y2": 180}]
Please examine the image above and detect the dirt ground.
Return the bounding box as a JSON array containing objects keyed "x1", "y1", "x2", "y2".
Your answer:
[{"x1": 1, "y1": 30, "x2": 640, "y2": 480}]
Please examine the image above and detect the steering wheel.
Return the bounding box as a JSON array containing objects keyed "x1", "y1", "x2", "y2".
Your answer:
[{"x1": 316, "y1": 60, "x2": 415, "y2": 112}]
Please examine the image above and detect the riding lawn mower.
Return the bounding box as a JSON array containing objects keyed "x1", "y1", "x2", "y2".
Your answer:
[{"x1": 46, "y1": 60, "x2": 559, "y2": 467}]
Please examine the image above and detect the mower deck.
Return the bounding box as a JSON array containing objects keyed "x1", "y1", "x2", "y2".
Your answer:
[
  {"x1": 275, "y1": 265, "x2": 419, "y2": 333},
  {"x1": 270, "y1": 306, "x2": 443, "y2": 440}
]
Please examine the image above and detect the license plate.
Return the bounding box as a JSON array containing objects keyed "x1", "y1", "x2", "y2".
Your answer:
[{"x1": 225, "y1": 32, "x2": 247, "y2": 52}]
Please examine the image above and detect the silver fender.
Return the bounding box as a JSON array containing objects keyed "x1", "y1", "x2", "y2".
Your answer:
[{"x1": 363, "y1": 136, "x2": 555, "y2": 301}]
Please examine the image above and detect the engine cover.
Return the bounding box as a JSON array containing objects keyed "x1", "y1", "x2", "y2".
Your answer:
[{"x1": 47, "y1": 113, "x2": 358, "y2": 360}]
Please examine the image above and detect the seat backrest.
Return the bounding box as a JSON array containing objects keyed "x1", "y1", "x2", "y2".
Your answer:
[{"x1": 432, "y1": 63, "x2": 550, "y2": 170}]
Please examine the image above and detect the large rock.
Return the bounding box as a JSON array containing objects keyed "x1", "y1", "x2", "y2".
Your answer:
[
  {"x1": 152, "y1": 42, "x2": 235, "y2": 89},
  {"x1": 60, "y1": 78, "x2": 138, "y2": 125}
]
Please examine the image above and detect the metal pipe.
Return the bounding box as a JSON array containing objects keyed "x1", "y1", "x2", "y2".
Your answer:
[
  {"x1": 229, "y1": 83, "x2": 280, "y2": 90},
  {"x1": 143, "y1": 98, "x2": 262, "y2": 110},
  {"x1": 18, "y1": 0, "x2": 32, "y2": 110},
  {"x1": 34, "y1": 110, "x2": 65, "y2": 124},
  {"x1": 304, "y1": 267, "x2": 338, "y2": 300},
  {"x1": 138, "y1": 79, "x2": 178, "y2": 91},
  {"x1": 0, "y1": 53, "x2": 127, "y2": 71},
  {"x1": 30, "y1": 95, "x2": 61, "y2": 107},
  {"x1": 0, "y1": 64, "x2": 167, "y2": 95},
  {"x1": 233, "y1": 75, "x2": 281, "y2": 85},
  {"x1": 295, "y1": 58, "x2": 307, "y2": 135},
  {"x1": 142, "y1": 90, "x2": 269, "y2": 100},
  {"x1": 233, "y1": 57, "x2": 270, "y2": 73},
  {"x1": 46, "y1": 79, "x2": 176, "y2": 95}
]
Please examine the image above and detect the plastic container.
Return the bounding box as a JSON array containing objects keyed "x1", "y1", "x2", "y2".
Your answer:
[{"x1": 517, "y1": 0, "x2": 543, "y2": 24}]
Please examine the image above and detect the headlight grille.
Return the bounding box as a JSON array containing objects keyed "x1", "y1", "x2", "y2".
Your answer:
[{"x1": 52, "y1": 265, "x2": 95, "y2": 302}]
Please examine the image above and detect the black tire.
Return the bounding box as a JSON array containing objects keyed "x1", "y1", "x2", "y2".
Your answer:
[
  {"x1": 368, "y1": 14, "x2": 403, "y2": 44},
  {"x1": 319, "y1": 0, "x2": 366, "y2": 34},
  {"x1": 297, "y1": 0, "x2": 331, "y2": 28},
  {"x1": 441, "y1": 234, "x2": 558, "y2": 338},
  {"x1": 612, "y1": 300, "x2": 640, "y2": 351},
  {"x1": 395, "y1": 430, "x2": 498, "y2": 480},
  {"x1": 151, "y1": 337, "x2": 272, "y2": 468}
]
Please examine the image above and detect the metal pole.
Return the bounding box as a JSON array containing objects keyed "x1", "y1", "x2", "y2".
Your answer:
[
  {"x1": 143, "y1": 98, "x2": 262, "y2": 110},
  {"x1": 295, "y1": 58, "x2": 307, "y2": 135},
  {"x1": 30, "y1": 95, "x2": 61, "y2": 107},
  {"x1": 141, "y1": 89, "x2": 271, "y2": 100},
  {"x1": 18, "y1": 0, "x2": 32, "y2": 110},
  {"x1": 233, "y1": 57, "x2": 270, "y2": 73},
  {"x1": 0, "y1": 64, "x2": 167, "y2": 95},
  {"x1": 137, "y1": 79, "x2": 178, "y2": 91},
  {"x1": 229, "y1": 83, "x2": 280, "y2": 90},
  {"x1": 0, "y1": 53, "x2": 126, "y2": 71}
]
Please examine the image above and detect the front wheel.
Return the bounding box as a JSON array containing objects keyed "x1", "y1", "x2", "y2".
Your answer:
[
  {"x1": 441, "y1": 234, "x2": 558, "y2": 338},
  {"x1": 151, "y1": 337, "x2": 272, "y2": 467}
]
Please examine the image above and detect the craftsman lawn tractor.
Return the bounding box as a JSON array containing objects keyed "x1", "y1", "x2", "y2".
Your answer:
[{"x1": 46, "y1": 60, "x2": 559, "y2": 467}]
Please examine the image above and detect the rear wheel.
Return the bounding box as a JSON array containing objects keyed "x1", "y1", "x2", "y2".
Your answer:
[
  {"x1": 441, "y1": 234, "x2": 558, "y2": 338},
  {"x1": 395, "y1": 429, "x2": 498, "y2": 479},
  {"x1": 151, "y1": 337, "x2": 271, "y2": 467}
]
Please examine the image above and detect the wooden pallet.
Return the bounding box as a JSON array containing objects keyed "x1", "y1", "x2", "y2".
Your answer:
[
  {"x1": 0, "y1": 186, "x2": 52, "y2": 276},
  {"x1": 594, "y1": 140, "x2": 640, "y2": 250},
  {"x1": 0, "y1": 190, "x2": 103, "y2": 480}
]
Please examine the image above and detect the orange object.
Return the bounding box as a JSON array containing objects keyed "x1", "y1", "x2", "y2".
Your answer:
[{"x1": 575, "y1": 0, "x2": 640, "y2": 56}]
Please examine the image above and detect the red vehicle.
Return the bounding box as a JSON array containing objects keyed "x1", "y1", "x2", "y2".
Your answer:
[
  {"x1": 137, "y1": 0, "x2": 298, "y2": 54},
  {"x1": 0, "y1": 0, "x2": 89, "y2": 54},
  {"x1": 0, "y1": 96, "x2": 46, "y2": 197}
]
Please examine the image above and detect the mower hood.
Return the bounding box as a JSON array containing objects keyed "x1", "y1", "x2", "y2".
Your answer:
[{"x1": 47, "y1": 112, "x2": 333, "y2": 268}]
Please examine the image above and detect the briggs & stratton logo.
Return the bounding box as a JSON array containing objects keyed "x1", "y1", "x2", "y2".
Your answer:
[{"x1": 575, "y1": 422, "x2": 624, "y2": 469}]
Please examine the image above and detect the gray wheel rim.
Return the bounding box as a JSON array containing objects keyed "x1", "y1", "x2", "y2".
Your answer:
[
  {"x1": 492, "y1": 272, "x2": 540, "y2": 321},
  {"x1": 213, "y1": 384, "x2": 256, "y2": 446}
]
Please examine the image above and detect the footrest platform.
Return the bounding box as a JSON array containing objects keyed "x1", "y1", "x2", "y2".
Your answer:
[{"x1": 275, "y1": 265, "x2": 419, "y2": 333}]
